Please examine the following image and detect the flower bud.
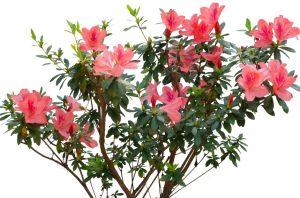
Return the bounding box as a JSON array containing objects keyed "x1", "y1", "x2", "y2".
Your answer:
[
  {"x1": 227, "y1": 93, "x2": 234, "y2": 108},
  {"x1": 215, "y1": 22, "x2": 222, "y2": 36},
  {"x1": 21, "y1": 126, "x2": 28, "y2": 139}
]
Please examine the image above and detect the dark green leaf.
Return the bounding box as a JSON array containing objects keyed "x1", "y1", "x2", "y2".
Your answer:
[
  {"x1": 292, "y1": 84, "x2": 300, "y2": 92},
  {"x1": 280, "y1": 46, "x2": 296, "y2": 53}
]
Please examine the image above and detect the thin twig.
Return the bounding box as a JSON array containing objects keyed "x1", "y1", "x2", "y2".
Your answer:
[
  {"x1": 90, "y1": 181, "x2": 97, "y2": 198},
  {"x1": 170, "y1": 161, "x2": 224, "y2": 197},
  {"x1": 142, "y1": 171, "x2": 160, "y2": 198},
  {"x1": 23, "y1": 142, "x2": 94, "y2": 198},
  {"x1": 42, "y1": 139, "x2": 64, "y2": 164}
]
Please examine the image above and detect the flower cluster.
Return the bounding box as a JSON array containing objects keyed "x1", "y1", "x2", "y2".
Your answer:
[
  {"x1": 238, "y1": 60, "x2": 296, "y2": 101},
  {"x1": 143, "y1": 83, "x2": 190, "y2": 124},
  {"x1": 1, "y1": 2, "x2": 300, "y2": 197},
  {"x1": 12, "y1": 91, "x2": 97, "y2": 148},
  {"x1": 250, "y1": 16, "x2": 300, "y2": 48}
]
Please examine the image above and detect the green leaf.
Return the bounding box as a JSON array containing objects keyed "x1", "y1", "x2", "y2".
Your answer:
[
  {"x1": 46, "y1": 45, "x2": 52, "y2": 54},
  {"x1": 245, "y1": 111, "x2": 255, "y2": 120},
  {"x1": 223, "y1": 122, "x2": 232, "y2": 133},
  {"x1": 0, "y1": 114, "x2": 9, "y2": 121},
  {"x1": 245, "y1": 18, "x2": 251, "y2": 31},
  {"x1": 277, "y1": 98, "x2": 289, "y2": 113},
  {"x1": 108, "y1": 107, "x2": 121, "y2": 123},
  {"x1": 31, "y1": 29, "x2": 36, "y2": 41},
  {"x1": 292, "y1": 84, "x2": 300, "y2": 92},
  {"x1": 274, "y1": 48, "x2": 281, "y2": 61},
  {"x1": 124, "y1": 25, "x2": 137, "y2": 31},
  {"x1": 126, "y1": 5, "x2": 135, "y2": 16},
  {"x1": 211, "y1": 121, "x2": 220, "y2": 131},
  {"x1": 280, "y1": 46, "x2": 296, "y2": 53},
  {"x1": 263, "y1": 95, "x2": 275, "y2": 116}
]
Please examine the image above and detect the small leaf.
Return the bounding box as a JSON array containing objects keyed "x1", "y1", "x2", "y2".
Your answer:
[
  {"x1": 31, "y1": 29, "x2": 36, "y2": 41},
  {"x1": 245, "y1": 111, "x2": 255, "y2": 120},
  {"x1": 46, "y1": 45, "x2": 52, "y2": 54},
  {"x1": 274, "y1": 49, "x2": 281, "y2": 61},
  {"x1": 277, "y1": 98, "x2": 289, "y2": 113},
  {"x1": 280, "y1": 46, "x2": 296, "y2": 53},
  {"x1": 126, "y1": 5, "x2": 135, "y2": 16},
  {"x1": 292, "y1": 84, "x2": 300, "y2": 92},
  {"x1": 245, "y1": 18, "x2": 251, "y2": 31}
]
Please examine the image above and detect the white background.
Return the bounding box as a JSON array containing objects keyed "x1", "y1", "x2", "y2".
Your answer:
[{"x1": 0, "y1": 0, "x2": 300, "y2": 197}]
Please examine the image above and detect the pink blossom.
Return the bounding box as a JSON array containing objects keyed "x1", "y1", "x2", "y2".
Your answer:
[
  {"x1": 168, "y1": 46, "x2": 200, "y2": 73},
  {"x1": 178, "y1": 83, "x2": 190, "y2": 96},
  {"x1": 199, "y1": 3, "x2": 225, "y2": 28},
  {"x1": 93, "y1": 50, "x2": 114, "y2": 76},
  {"x1": 52, "y1": 109, "x2": 75, "y2": 140},
  {"x1": 237, "y1": 64, "x2": 269, "y2": 101},
  {"x1": 273, "y1": 15, "x2": 300, "y2": 44},
  {"x1": 201, "y1": 46, "x2": 223, "y2": 69},
  {"x1": 160, "y1": 98, "x2": 182, "y2": 123},
  {"x1": 250, "y1": 19, "x2": 273, "y2": 48},
  {"x1": 79, "y1": 124, "x2": 98, "y2": 148},
  {"x1": 180, "y1": 14, "x2": 211, "y2": 44},
  {"x1": 93, "y1": 44, "x2": 138, "y2": 77},
  {"x1": 12, "y1": 89, "x2": 53, "y2": 124},
  {"x1": 259, "y1": 60, "x2": 296, "y2": 101},
  {"x1": 79, "y1": 26, "x2": 107, "y2": 52},
  {"x1": 159, "y1": 86, "x2": 178, "y2": 104},
  {"x1": 178, "y1": 83, "x2": 190, "y2": 107},
  {"x1": 66, "y1": 96, "x2": 81, "y2": 112},
  {"x1": 161, "y1": 9, "x2": 185, "y2": 37},
  {"x1": 197, "y1": 80, "x2": 208, "y2": 89},
  {"x1": 142, "y1": 83, "x2": 159, "y2": 108}
]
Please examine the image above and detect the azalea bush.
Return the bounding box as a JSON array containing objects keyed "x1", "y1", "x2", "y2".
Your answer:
[{"x1": 1, "y1": 2, "x2": 300, "y2": 198}]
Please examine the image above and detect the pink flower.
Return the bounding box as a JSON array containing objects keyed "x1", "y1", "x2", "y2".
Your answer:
[
  {"x1": 79, "y1": 26, "x2": 107, "y2": 52},
  {"x1": 159, "y1": 83, "x2": 189, "y2": 108},
  {"x1": 178, "y1": 83, "x2": 190, "y2": 107},
  {"x1": 259, "y1": 60, "x2": 296, "y2": 101},
  {"x1": 178, "y1": 83, "x2": 190, "y2": 96},
  {"x1": 180, "y1": 14, "x2": 211, "y2": 44},
  {"x1": 79, "y1": 124, "x2": 98, "y2": 148},
  {"x1": 12, "y1": 89, "x2": 53, "y2": 124},
  {"x1": 93, "y1": 44, "x2": 138, "y2": 77},
  {"x1": 199, "y1": 2, "x2": 225, "y2": 35},
  {"x1": 197, "y1": 80, "x2": 208, "y2": 89},
  {"x1": 93, "y1": 50, "x2": 114, "y2": 76},
  {"x1": 199, "y1": 3, "x2": 225, "y2": 28},
  {"x1": 201, "y1": 46, "x2": 223, "y2": 69},
  {"x1": 161, "y1": 9, "x2": 185, "y2": 37},
  {"x1": 250, "y1": 19, "x2": 273, "y2": 48},
  {"x1": 273, "y1": 15, "x2": 300, "y2": 44},
  {"x1": 159, "y1": 86, "x2": 178, "y2": 104},
  {"x1": 237, "y1": 64, "x2": 269, "y2": 101},
  {"x1": 169, "y1": 46, "x2": 200, "y2": 73},
  {"x1": 66, "y1": 96, "x2": 81, "y2": 112},
  {"x1": 142, "y1": 83, "x2": 159, "y2": 108},
  {"x1": 160, "y1": 98, "x2": 182, "y2": 123},
  {"x1": 52, "y1": 109, "x2": 75, "y2": 140}
]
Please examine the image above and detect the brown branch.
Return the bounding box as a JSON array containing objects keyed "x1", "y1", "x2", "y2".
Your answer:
[
  {"x1": 181, "y1": 149, "x2": 196, "y2": 174},
  {"x1": 134, "y1": 145, "x2": 169, "y2": 196},
  {"x1": 180, "y1": 149, "x2": 194, "y2": 172},
  {"x1": 134, "y1": 167, "x2": 155, "y2": 196},
  {"x1": 142, "y1": 170, "x2": 160, "y2": 198},
  {"x1": 96, "y1": 80, "x2": 133, "y2": 198}
]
